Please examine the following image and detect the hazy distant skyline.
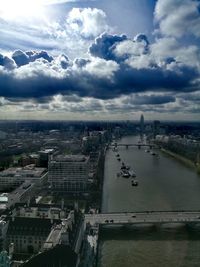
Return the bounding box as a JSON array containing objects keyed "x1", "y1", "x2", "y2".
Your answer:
[{"x1": 0, "y1": 0, "x2": 199, "y2": 121}]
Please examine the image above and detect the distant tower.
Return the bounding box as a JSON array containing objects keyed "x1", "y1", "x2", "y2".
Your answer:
[{"x1": 140, "y1": 114, "x2": 144, "y2": 136}]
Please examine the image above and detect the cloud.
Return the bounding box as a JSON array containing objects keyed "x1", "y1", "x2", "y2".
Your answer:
[
  {"x1": 122, "y1": 94, "x2": 176, "y2": 105},
  {"x1": 44, "y1": 0, "x2": 96, "y2": 5},
  {"x1": 0, "y1": 28, "x2": 199, "y2": 102},
  {"x1": 0, "y1": 7, "x2": 110, "y2": 60},
  {"x1": 155, "y1": 0, "x2": 200, "y2": 38},
  {"x1": 82, "y1": 57, "x2": 119, "y2": 79},
  {"x1": 0, "y1": 53, "x2": 16, "y2": 69},
  {"x1": 12, "y1": 50, "x2": 53, "y2": 67},
  {"x1": 0, "y1": 0, "x2": 200, "y2": 119},
  {"x1": 89, "y1": 33, "x2": 127, "y2": 60},
  {"x1": 66, "y1": 8, "x2": 109, "y2": 39},
  {"x1": 12, "y1": 50, "x2": 29, "y2": 67}
]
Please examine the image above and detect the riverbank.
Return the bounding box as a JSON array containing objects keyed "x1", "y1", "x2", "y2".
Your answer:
[{"x1": 160, "y1": 148, "x2": 200, "y2": 174}]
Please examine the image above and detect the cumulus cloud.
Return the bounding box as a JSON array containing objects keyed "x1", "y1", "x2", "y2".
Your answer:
[
  {"x1": 0, "y1": 1, "x2": 200, "y2": 118},
  {"x1": 67, "y1": 8, "x2": 109, "y2": 39},
  {"x1": 0, "y1": 29, "x2": 199, "y2": 102},
  {"x1": 155, "y1": 0, "x2": 200, "y2": 38},
  {"x1": 0, "y1": 6, "x2": 111, "y2": 60},
  {"x1": 11, "y1": 50, "x2": 53, "y2": 67},
  {"x1": 82, "y1": 57, "x2": 119, "y2": 79},
  {"x1": 89, "y1": 33, "x2": 127, "y2": 60},
  {"x1": 0, "y1": 53, "x2": 16, "y2": 69}
]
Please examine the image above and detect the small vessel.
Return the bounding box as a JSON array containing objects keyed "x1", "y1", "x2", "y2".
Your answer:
[
  {"x1": 131, "y1": 180, "x2": 138, "y2": 186},
  {"x1": 121, "y1": 163, "x2": 130, "y2": 170},
  {"x1": 117, "y1": 157, "x2": 121, "y2": 161},
  {"x1": 116, "y1": 153, "x2": 120, "y2": 157},
  {"x1": 151, "y1": 151, "x2": 157, "y2": 156},
  {"x1": 145, "y1": 149, "x2": 150, "y2": 153},
  {"x1": 121, "y1": 171, "x2": 130, "y2": 178},
  {"x1": 129, "y1": 170, "x2": 136, "y2": 177},
  {"x1": 121, "y1": 165, "x2": 126, "y2": 170}
]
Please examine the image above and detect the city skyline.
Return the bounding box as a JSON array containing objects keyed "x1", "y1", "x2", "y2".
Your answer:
[{"x1": 0, "y1": 0, "x2": 200, "y2": 121}]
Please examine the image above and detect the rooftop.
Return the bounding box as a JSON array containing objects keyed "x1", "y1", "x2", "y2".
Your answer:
[
  {"x1": 52, "y1": 155, "x2": 89, "y2": 163},
  {"x1": 0, "y1": 165, "x2": 47, "y2": 178}
]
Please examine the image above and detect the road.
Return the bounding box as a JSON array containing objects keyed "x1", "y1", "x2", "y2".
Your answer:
[{"x1": 85, "y1": 211, "x2": 200, "y2": 225}]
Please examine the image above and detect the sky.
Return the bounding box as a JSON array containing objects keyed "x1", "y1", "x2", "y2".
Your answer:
[{"x1": 0, "y1": 0, "x2": 199, "y2": 121}]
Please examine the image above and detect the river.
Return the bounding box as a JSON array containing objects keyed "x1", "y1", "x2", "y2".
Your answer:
[{"x1": 98, "y1": 135, "x2": 200, "y2": 267}]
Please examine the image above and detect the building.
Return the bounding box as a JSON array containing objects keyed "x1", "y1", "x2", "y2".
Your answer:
[
  {"x1": 82, "y1": 131, "x2": 108, "y2": 153},
  {"x1": 0, "y1": 216, "x2": 8, "y2": 251},
  {"x1": 19, "y1": 154, "x2": 39, "y2": 167},
  {"x1": 0, "y1": 131, "x2": 7, "y2": 140},
  {"x1": 0, "y1": 251, "x2": 10, "y2": 267},
  {"x1": 140, "y1": 114, "x2": 144, "y2": 136},
  {"x1": 21, "y1": 245, "x2": 77, "y2": 267},
  {"x1": 153, "y1": 120, "x2": 160, "y2": 139},
  {"x1": 0, "y1": 165, "x2": 47, "y2": 192},
  {"x1": 0, "y1": 182, "x2": 36, "y2": 211},
  {"x1": 5, "y1": 205, "x2": 67, "y2": 256},
  {"x1": 4, "y1": 204, "x2": 81, "y2": 264},
  {"x1": 48, "y1": 155, "x2": 89, "y2": 193},
  {"x1": 38, "y1": 149, "x2": 55, "y2": 168}
]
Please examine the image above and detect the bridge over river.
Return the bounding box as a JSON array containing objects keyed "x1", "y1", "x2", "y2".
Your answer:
[
  {"x1": 109, "y1": 143, "x2": 158, "y2": 149},
  {"x1": 85, "y1": 211, "x2": 200, "y2": 226}
]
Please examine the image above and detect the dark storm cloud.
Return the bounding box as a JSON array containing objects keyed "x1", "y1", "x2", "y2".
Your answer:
[
  {"x1": 89, "y1": 33, "x2": 127, "y2": 60},
  {"x1": 0, "y1": 33, "x2": 199, "y2": 102},
  {"x1": 0, "y1": 61, "x2": 197, "y2": 100},
  {"x1": 114, "y1": 63, "x2": 198, "y2": 95},
  {"x1": 134, "y1": 34, "x2": 149, "y2": 45},
  {"x1": 25, "y1": 51, "x2": 53, "y2": 63},
  {"x1": 58, "y1": 55, "x2": 70, "y2": 69},
  {"x1": 123, "y1": 94, "x2": 176, "y2": 105},
  {"x1": 12, "y1": 50, "x2": 53, "y2": 67},
  {"x1": 89, "y1": 33, "x2": 149, "y2": 61},
  {"x1": 0, "y1": 53, "x2": 16, "y2": 69},
  {"x1": 12, "y1": 51, "x2": 29, "y2": 67}
]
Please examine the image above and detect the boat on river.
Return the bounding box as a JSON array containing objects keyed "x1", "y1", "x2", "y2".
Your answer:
[
  {"x1": 131, "y1": 180, "x2": 138, "y2": 186},
  {"x1": 121, "y1": 162, "x2": 130, "y2": 170},
  {"x1": 121, "y1": 170, "x2": 130, "y2": 178},
  {"x1": 129, "y1": 170, "x2": 136, "y2": 177}
]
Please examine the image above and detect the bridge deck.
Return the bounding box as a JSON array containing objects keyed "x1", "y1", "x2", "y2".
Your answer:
[
  {"x1": 85, "y1": 211, "x2": 200, "y2": 225},
  {"x1": 110, "y1": 144, "x2": 155, "y2": 147}
]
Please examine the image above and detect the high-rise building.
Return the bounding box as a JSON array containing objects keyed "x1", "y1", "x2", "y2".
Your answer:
[
  {"x1": 48, "y1": 155, "x2": 89, "y2": 193},
  {"x1": 153, "y1": 120, "x2": 160, "y2": 138},
  {"x1": 140, "y1": 114, "x2": 144, "y2": 136}
]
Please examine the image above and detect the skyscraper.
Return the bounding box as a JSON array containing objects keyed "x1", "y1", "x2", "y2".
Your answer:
[{"x1": 140, "y1": 114, "x2": 144, "y2": 136}]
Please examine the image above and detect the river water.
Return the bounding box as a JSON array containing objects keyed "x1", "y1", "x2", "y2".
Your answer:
[{"x1": 98, "y1": 135, "x2": 200, "y2": 267}]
